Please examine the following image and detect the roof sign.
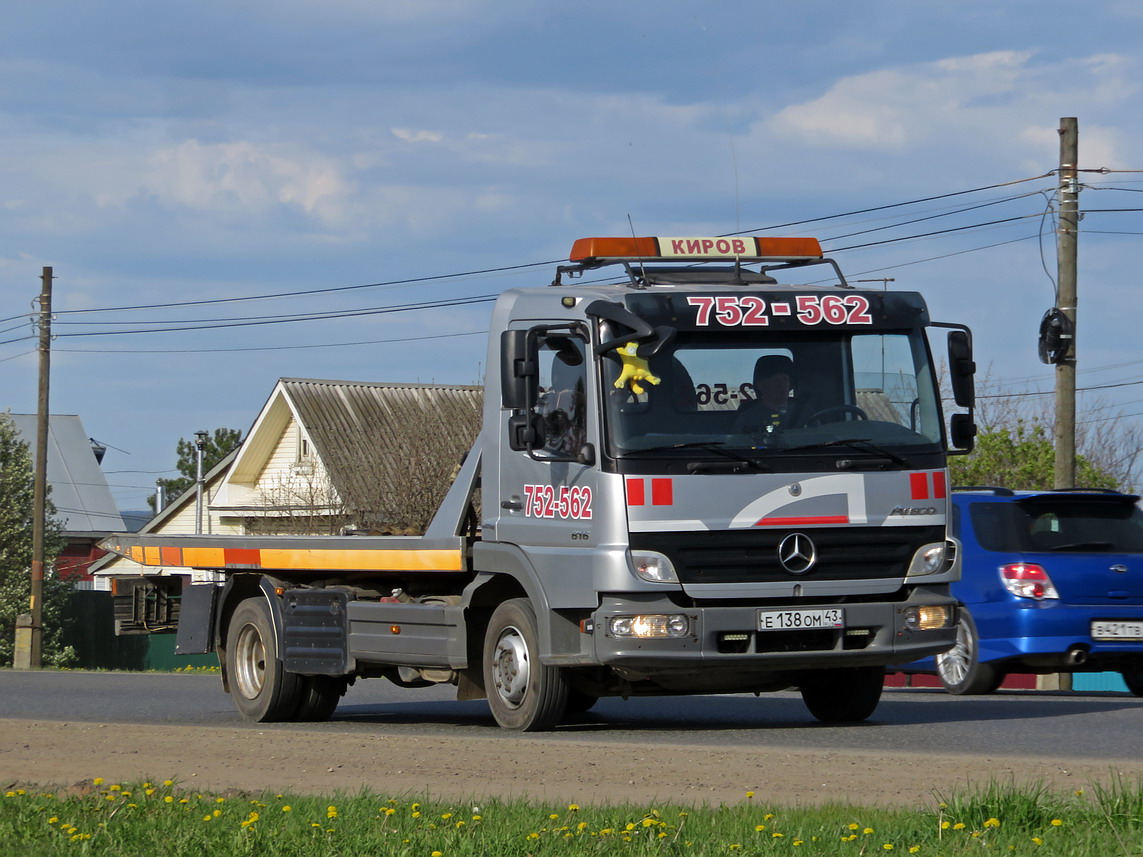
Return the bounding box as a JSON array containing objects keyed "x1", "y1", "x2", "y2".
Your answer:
[{"x1": 569, "y1": 236, "x2": 823, "y2": 264}]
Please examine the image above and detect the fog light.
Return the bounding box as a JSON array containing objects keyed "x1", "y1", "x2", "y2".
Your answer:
[
  {"x1": 608, "y1": 614, "x2": 690, "y2": 638},
  {"x1": 903, "y1": 605, "x2": 952, "y2": 630}
]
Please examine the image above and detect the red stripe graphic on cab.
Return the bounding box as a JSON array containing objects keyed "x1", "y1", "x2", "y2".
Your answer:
[{"x1": 626, "y1": 478, "x2": 673, "y2": 506}]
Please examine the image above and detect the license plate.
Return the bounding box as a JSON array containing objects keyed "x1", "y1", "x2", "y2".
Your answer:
[
  {"x1": 1091, "y1": 620, "x2": 1143, "y2": 641},
  {"x1": 757, "y1": 608, "x2": 845, "y2": 631}
]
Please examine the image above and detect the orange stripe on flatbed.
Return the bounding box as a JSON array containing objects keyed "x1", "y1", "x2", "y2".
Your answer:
[
  {"x1": 257, "y1": 548, "x2": 465, "y2": 572},
  {"x1": 182, "y1": 547, "x2": 227, "y2": 567}
]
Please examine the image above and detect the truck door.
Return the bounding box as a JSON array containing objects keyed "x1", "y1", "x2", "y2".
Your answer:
[{"x1": 496, "y1": 329, "x2": 598, "y2": 549}]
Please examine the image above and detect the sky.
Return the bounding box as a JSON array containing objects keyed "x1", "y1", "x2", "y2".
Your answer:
[{"x1": 3, "y1": 0, "x2": 1143, "y2": 513}]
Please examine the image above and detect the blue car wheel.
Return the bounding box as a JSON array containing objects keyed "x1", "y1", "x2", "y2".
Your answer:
[{"x1": 936, "y1": 608, "x2": 1004, "y2": 695}]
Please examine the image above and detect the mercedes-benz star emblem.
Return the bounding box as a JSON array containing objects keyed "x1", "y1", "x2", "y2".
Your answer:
[{"x1": 778, "y1": 533, "x2": 817, "y2": 574}]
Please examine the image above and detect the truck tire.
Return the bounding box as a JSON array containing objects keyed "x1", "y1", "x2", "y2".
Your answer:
[
  {"x1": 483, "y1": 598, "x2": 568, "y2": 731},
  {"x1": 227, "y1": 597, "x2": 305, "y2": 722},
  {"x1": 799, "y1": 666, "x2": 884, "y2": 722},
  {"x1": 293, "y1": 676, "x2": 348, "y2": 722},
  {"x1": 935, "y1": 609, "x2": 1003, "y2": 695}
]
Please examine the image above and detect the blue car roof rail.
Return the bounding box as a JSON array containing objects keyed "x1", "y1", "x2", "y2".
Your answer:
[{"x1": 951, "y1": 485, "x2": 1014, "y2": 496}]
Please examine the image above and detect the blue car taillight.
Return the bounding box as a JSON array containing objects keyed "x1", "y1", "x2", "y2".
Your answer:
[{"x1": 999, "y1": 562, "x2": 1060, "y2": 600}]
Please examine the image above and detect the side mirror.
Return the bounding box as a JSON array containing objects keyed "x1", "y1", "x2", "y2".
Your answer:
[
  {"x1": 500, "y1": 329, "x2": 534, "y2": 410},
  {"x1": 950, "y1": 413, "x2": 976, "y2": 453},
  {"x1": 947, "y1": 329, "x2": 975, "y2": 408}
]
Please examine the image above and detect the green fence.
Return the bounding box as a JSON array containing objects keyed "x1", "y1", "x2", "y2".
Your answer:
[{"x1": 61, "y1": 590, "x2": 218, "y2": 672}]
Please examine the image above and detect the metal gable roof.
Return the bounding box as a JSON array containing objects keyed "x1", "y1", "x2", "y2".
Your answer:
[
  {"x1": 276, "y1": 379, "x2": 483, "y2": 533},
  {"x1": 7, "y1": 413, "x2": 125, "y2": 536}
]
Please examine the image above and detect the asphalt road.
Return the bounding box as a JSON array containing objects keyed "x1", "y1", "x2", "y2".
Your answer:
[{"x1": 2, "y1": 670, "x2": 1141, "y2": 761}]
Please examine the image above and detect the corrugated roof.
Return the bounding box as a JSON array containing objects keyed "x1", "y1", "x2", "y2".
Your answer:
[
  {"x1": 278, "y1": 379, "x2": 483, "y2": 533},
  {"x1": 7, "y1": 414, "x2": 125, "y2": 536}
]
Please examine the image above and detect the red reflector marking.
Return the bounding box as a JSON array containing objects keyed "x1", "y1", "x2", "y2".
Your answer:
[
  {"x1": 651, "y1": 478, "x2": 673, "y2": 506},
  {"x1": 223, "y1": 548, "x2": 262, "y2": 567},
  {"x1": 160, "y1": 546, "x2": 181, "y2": 567},
  {"x1": 626, "y1": 477, "x2": 646, "y2": 506},
  {"x1": 756, "y1": 515, "x2": 850, "y2": 527},
  {"x1": 933, "y1": 471, "x2": 947, "y2": 499},
  {"x1": 910, "y1": 472, "x2": 929, "y2": 500}
]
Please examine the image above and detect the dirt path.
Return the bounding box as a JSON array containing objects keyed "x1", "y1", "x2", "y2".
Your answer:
[{"x1": 2, "y1": 718, "x2": 1138, "y2": 808}]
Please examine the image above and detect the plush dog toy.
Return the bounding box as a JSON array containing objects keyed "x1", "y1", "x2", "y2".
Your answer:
[{"x1": 613, "y1": 341, "x2": 660, "y2": 395}]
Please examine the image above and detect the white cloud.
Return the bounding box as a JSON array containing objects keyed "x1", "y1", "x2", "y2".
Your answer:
[
  {"x1": 145, "y1": 140, "x2": 353, "y2": 224},
  {"x1": 769, "y1": 51, "x2": 1036, "y2": 151},
  {"x1": 391, "y1": 128, "x2": 443, "y2": 143}
]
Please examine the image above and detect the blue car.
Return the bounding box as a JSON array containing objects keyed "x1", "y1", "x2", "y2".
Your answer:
[{"x1": 906, "y1": 486, "x2": 1143, "y2": 695}]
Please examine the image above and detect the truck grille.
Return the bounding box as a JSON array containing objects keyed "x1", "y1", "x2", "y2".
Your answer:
[{"x1": 629, "y1": 525, "x2": 943, "y2": 584}]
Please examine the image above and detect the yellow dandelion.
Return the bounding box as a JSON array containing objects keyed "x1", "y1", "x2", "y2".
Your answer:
[
  {"x1": 1032, "y1": 837, "x2": 1043, "y2": 845},
  {"x1": 864, "y1": 827, "x2": 875, "y2": 835},
  {"x1": 569, "y1": 803, "x2": 581, "y2": 811},
  {"x1": 441, "y1": 812, "x2": 453, "y2": 819},
  {"x1": 953, "y1": 823, "x2": 965, "y2": 830},
  {"x1": 412, "y1": 811, "x2": 421, "y2": 818},
  {"x1": 772, "y1": 832, "x2": 785, "y2": 838},
  {"x1": 1050, "y1": 819, "x2": 1063, "y2": 827},
  {"x1": 883, "y1": 845, "x2": 894, "y2": 851},
  {"x1": 163, "y1": 780, "x2": 174, "y2": 787},
  {"x1": 282, "y1": 806, "x2": 292, "y2": 812},
  {"x1": 984, "y1": 818, "x2": 1001, "y2": 828},
  {"x1": 746, "y1": 791, "x2": 755, "y2": 798},
  {"x1": 550, "y1": 813, "x2": 560, "y2": 820},
  {"x1": 163, "y1": 796, "x2": 174, "y2": 804},
  {"x1": 526, "y1": 832, "x2": 540, "y2": 840},
  {"x1": 849, "y1": 823, "x2": 860, "y2": 830},
  {"x1": 93, "y1": 778, "x2": 104, "y2": 786},
  {"x1": 48, "y1": 817, "x2": 59, "y2": 824},
  {"x1": 764, "y1": 813, "x2": 775, "y2": 820},
  {"x1": 755, "y1": 824, "x2": 767, "y2": 832},
  {"x1": 109, "y1": 784, "x2": 122, "y2": 791},
  {"x1": 432, "y1": 852, "x2": 443, "y2": 857},
  {"x1": 909, "y1": 847, "x2": 921, "y2": 854}
]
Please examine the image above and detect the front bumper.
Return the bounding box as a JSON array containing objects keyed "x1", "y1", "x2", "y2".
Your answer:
[{"x1": 587, "y1": 588, "x2": 957, "y2": 681}]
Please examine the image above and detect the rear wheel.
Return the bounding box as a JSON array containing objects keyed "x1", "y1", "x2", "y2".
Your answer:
[
  {"x1": 1121, "y1": 669, "x2": 1143, "y2": 697},
  {"x1": 227, "y1": 598, "x2": 304, "y2": 722},
  {"x1": 483, "y1": 599, "x2": 568, "y2": 731},
  {"x1": 293, "y1": 676, "x2": 348, "y2": 721},
  {"x1": 799, "y1": 666, "x2": 884, "y2": 722},
  {"x1": 936, "y1": 609, "x2": 1004, "y2": 695}
]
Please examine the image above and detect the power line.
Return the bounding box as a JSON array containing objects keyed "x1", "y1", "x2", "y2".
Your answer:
[
  {"x1": 49, "y1": 260, "x2": 557, "y2": 317},
  {"x1": 51, "y1": 294, "x2": 498, "y2": 339},
  {"x1": 54, "y1": 329, "x2": 486, "y2": 355}
]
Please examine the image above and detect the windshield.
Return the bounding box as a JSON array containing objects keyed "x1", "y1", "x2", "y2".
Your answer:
[{"x1": 602, "y1": 329, "x2": 943, "y2": 460}]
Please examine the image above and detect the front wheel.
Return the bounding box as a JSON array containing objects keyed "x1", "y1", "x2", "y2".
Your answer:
[
  {"x1": 936, "y1": 609, "x2": 1003, "y2": 695},
  {"x1": 799, "y1": 666, "x2": 884, "y2": 722},
  {"x1": 483, "y1": 599, "x2": 568, "y2": 731},
  {"x1": 226, "y1": 597, "x2": 304, "y2": 722}
]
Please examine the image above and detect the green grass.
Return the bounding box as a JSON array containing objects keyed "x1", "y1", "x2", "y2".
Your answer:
[{"x1": 3, "y1": 777, "x2": 1141, "y2": 856}]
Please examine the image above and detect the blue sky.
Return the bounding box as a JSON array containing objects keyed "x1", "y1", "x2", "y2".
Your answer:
[{"x1": 3, "y1": 0, "x2": 1143, "y2": 512}]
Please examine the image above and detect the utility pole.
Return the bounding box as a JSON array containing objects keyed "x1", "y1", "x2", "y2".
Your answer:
[
  {"x1": 194, "y1": 430, "x2": 208, "y2": 534},
  {"x1": 1054, "y1": 118, "x2": 1079, "y2": 490},
  {"x1": 29, "y1": 266, "x2": 53, "y2": 669}
]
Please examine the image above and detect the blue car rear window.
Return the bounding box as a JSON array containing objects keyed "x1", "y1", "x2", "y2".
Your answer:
[{"x1": 966, "y1": 499, "x2": 1143, "y2": 553}]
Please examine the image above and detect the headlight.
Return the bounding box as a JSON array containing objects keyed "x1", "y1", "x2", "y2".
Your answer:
[
  {"x1": 906, "y1": 541, "x2": 954, "y2": 577},
  {"x1": 630, "y1": 550, "x2": 678, "y2": 583},
  {"x1": 608, "y1": 614, "x2": 690, "y2": 638}
]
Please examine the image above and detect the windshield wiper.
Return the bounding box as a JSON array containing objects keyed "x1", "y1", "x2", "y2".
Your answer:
[
  {"x1": 781, "y1": 438, "x2": 911, "y2": 468},
  {"x1": 626, "y1": 441, "x2": 772, "y2": 472}
]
